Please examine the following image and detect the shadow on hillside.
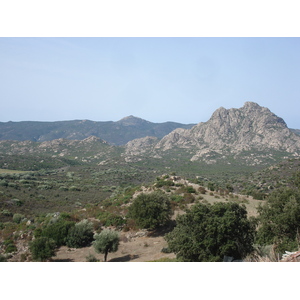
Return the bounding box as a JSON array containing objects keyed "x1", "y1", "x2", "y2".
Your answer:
[
  {"x1": 147, "y1": 220, "x2": 176, "y2": 238},
  {"x1": 52, "y1": 258, "x2": 74, "y2": 262},
  {"x1": 109, "y1": 254, "x2": 139, "y2": 262}
]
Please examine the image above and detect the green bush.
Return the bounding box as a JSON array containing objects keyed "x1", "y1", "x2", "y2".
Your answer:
[
  {"x1": 30, "y1": 237, "x2": 57, "y2": 261},
  {"x1": 66, "y1": 219, "x2": 94, "y2": 248},
  {"x1": 98, "y1": 211, "x2": 126, "y2": 227},
  {"x1": 256, "y1": 188, "x2": 300, "y2": 253},
  {"x1": 185, "y1": 186, "x2": 196, "y2": 193},
  {"x1": 36, "y1": 218, "x2": 75, "y2": 247},
  {"x1": 165, "y1": 202, "x2": 255, "y2": 262},
  {"x1": 13, "y1": 213, "x2": 25, "y2": 224},
  {"x1": 1, "y1": 210, "x2": 12, "y2": 217},
  {"x1": 4, "y1": 239, "x2": 17, "y2": 254},
  {"x1": 127, "y1": 191, "x2": 172, "y2": 230},
  {"x1": 0, "y1": 254, "x2": 7, "y2": 262},
  {"x1": 86, "y1": 253, "x2": 99, "y2": 262}
]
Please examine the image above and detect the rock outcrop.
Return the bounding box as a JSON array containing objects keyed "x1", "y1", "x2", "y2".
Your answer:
[{"x1": 124, "y1": 102, "x2": 300, "y2": 165}]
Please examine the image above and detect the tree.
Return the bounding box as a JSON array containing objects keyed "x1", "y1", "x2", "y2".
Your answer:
[
  {"x1": 165, "y1": 202, "x2": 255, "y2": 262},
  {"x1": 29, "y1": 237, "x2": 57, "y2": 261},
  {"x1": 93, "y1": 229, "x2": 119, "y2": 262},
  {"x1": 256, "y1": 188, "x2": 300, "y2": 253},
  {"x1": 66, "y1": 219, "x2": 94, "y2": 248},
  {"x1": 127, "y1": 191, "x2": 172, "y2": 230},
  {"x1": 36, "y1": 218, "x2": 75, "y2": 247}
]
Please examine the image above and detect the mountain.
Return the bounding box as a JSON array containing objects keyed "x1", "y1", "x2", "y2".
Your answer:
[
  {"x1": 1, "y1": 102, "x2": 300, "y2": 172},
  {"x1": 124, "y1": 102, "x2": 300, "y2": 166},
  {"x1": 291, "y1": 128, "x2": 300, "y2": 136},
  {"x1": 0, "y1": 117, "x2": 195, "y2": 146}
]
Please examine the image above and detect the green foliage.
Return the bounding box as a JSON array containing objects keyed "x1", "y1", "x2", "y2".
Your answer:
[
  {"x1": 155, "y1": 178, "x2": 175, "y2": 188},
  {"x1": 165, "y1": 202, "x2": 255, "y2": 262},
  {"x1": 207, "y1": 182, "x2": 216, "y2": 191},
  {"x1": 127, "y1": 191, "x2": 172, "y2": 230},
  {"x1": 291, "y1": 171, "x2": 300, "y2": 188},
  {"x1": 97, "y1": 211, "x2": 126, "y2": 227},
  {"x1": 256, "y1": 188, "x2": 300, "y2": 253},
  {"x1": 29, "y1": 237, "x2": 57, "y2": 261},
  {"x1": 36, "y1": 218, "x2": 75, "y2": 247},
  {"x1": 86, "y1": 253, "x2": 99, "y2": 262},
  {"x1": 1, "y1": 209, "x2": 12, "y2": 217},
  {"x1": 185, "y1": 186, "x2": 196, "y2": 193},
  {"x1": 93, "y1": 229, "x2": 119, "y2": 262},
  {"x1": 0, "y1": 254, "x2": 8, "y2": 262},
  {"x1": 4, "y1": 239, "x2": 17, "y2": 253},
  {"x1": 66, "y1": 219, "x2": 94, "y2": 248},
  {"x1": 13, "y1": 213, "x2": 25, "y2": 224}
]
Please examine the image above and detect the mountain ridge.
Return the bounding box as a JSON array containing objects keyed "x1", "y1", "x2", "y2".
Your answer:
[
  {"x1": 1, "y1": 102, "x2": 300, "y2": 170},
  {"x1": 0, "y1": 117, "x2": 195, "y2": 146}
]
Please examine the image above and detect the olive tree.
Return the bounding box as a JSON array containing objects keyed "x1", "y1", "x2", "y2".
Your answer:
[
  {"x1": 165, "y1": 202, "x2": 255, "y2": 262},
  {"x1": 92, "y1": 229, "x2": 119, "y2": 262}
]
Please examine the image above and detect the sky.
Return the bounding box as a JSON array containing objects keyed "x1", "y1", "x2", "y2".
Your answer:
[{"x1": 1, "y1": 37, "x2": 300, "y2": 128}]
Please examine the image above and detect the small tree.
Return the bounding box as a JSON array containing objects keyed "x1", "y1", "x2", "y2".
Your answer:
[
  {"x1": 29, "y1": 237, "x2": 57, "y2": 261},
  {"x1": 165, "y1": 202, "x2": 255, "y2": 262},
  {"x1": 93, "y1": 230, "x2": 119, "y2": 262},
  {"x1": 127, "y1": 191, "x2": 172, "y2": 230}
]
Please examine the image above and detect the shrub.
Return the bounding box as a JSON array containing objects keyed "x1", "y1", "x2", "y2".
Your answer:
[
  {"x1": 4, "y1": 239, "x2": 17, "y2": 254},
  {"x1": 37, "y1": 218, "x2": 75, "y2": 247},
  {"x1": 198, "y1": 186, "x2": 207, "y2": 194},
  {"x1": 66, "y1": 219, "x2": 94, "y2": 248},
  {"x1": 165, "y1": 202, "x2": 255, "y2": 262},
  {"x1": 93, "y1": 229, "x2": 119, "y2": 262},
  {"x1": 0, "y1": 254, "x2": 7, "y2": 262},
  {"x1": 256, "y1": 188, "x2": 300, "y2": 253},
  {"x1": 98, "y1": 211, "x2": 126, "y2": 227},
  {"x1": 29, "y1": 237, "x2": 57, "y2": 261},
  {"x1": 185, "y1": 186, "x2": 196, "y2": 193},
  {"x1": 1, "y1": 210, "x2": 12, "y2": 217},
  {"x1": 127, "y1": 191, "x2": 172, "y2": 230},
  {"x1": 86, "y1": 253, "x2": 99, "y2": 262},
  {"x1": 13, "y1": 213, "x2": 25, "y2": 224}
]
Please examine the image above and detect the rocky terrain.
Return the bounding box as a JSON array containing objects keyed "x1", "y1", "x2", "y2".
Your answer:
[{"x1": 124, "y1": 102, "x2": 300, "y2": 166}]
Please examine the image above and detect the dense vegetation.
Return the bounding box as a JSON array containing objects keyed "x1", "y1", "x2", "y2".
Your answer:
[
  {"x1": 1, "y1": 154, "x2": 300, "y2": 261},
  {"x1": 127, "y1": 191, "x2": 172, "y2": 230},
  {"x1": 165, "y1": 202, "x2": 255, "y2": 261}
]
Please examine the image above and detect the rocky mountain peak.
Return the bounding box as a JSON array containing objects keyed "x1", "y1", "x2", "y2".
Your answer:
[{"x1": 130, "y1": 102, "x2": 300, "y2": 165}]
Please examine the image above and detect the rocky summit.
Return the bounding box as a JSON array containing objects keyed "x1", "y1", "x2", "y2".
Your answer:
[{"x1": 124, "y1": 102, "x2": 300, "y2": 166}]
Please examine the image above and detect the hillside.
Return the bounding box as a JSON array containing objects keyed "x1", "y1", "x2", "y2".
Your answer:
[
  {"x1": 124, "y1": 102, "x2": 300, "y2": 167},
  {"x1": 0, "y1": 117, "x2": 195, "y2": 146}
]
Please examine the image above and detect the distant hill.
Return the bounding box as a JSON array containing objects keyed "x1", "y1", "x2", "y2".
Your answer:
[{"x1": 0, "y1": 116, "x2": 195, "y2": 146}]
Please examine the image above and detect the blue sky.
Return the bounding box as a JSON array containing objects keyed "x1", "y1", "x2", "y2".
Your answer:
[{"x1": 1, "y1": 37, "x2": 300, "y2": 128}]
